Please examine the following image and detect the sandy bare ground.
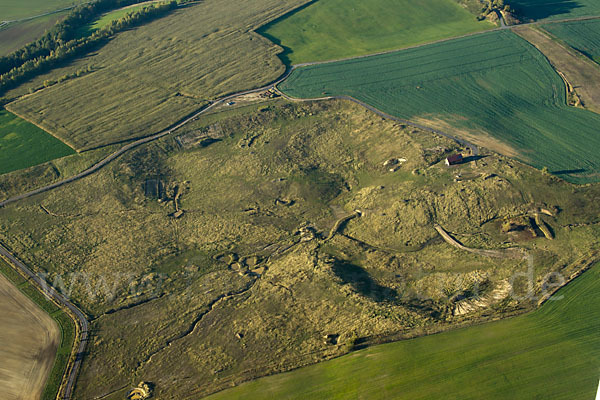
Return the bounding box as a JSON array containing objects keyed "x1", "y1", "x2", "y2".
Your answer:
[
  {"x1": 434, "y1": 224, "x2": 526, "y2": 260},
  {"x1": 0, "y1": 273, "x2": 60, "y2": 400},
  {"x1": 514, "y1": 26, "x2": 600, "y2": 114}
]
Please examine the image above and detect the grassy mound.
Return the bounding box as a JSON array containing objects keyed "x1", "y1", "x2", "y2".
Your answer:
[
  {"x1": 205, "y1": 262, "x2": 600, "y2": 400},
  {"x1": 1, "y1": 100, "x2": 599, "y2": 398}
]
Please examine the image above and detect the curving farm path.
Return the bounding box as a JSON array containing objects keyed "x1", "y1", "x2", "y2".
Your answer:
[
  {"x1": 4, "y1": 13, "x2": 599, "y2": 210},
  {"x1": 0, "y1": 66, "x2": 479, "y2": 208},
  {"x1": 0, "y1": 72, "x2": 294, "y2": 208},
  {"x1": 2, "y1": 9, "x2": 600, "y2": 399}
]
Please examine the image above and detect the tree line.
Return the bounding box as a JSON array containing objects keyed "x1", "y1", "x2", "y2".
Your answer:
[{"x1": 0, "y1": 0, "x2": 194, "y2": 95}]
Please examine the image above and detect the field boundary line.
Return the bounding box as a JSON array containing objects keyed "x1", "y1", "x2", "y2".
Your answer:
[
  {"x1": 514, "y1": 24, "x2": 600, "y2": 113},
  {"x1": 4, "y1": 11, "x2": 600, "y2": 206},
  {"x1": 0, "y1": 68, "x2": 294, "y2": 207},
  {"x1": 4, "y1": 105, "x2": 78, "y2": 151},
  {"x1": 268, "y1": 15, "x2": 600, "y2": 70},
  {"x1": 1, "y1": 1, "x2": 96, "y2": 27},
  {"x1": 537, "y1": 252, "x2": 600, "y2": 306},
  {"x1": 274, "y1": 89, "x2": 479, "y2": 155}
]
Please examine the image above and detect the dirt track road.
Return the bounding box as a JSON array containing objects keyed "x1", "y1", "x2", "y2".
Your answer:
[
  {"x1": 1, "y1": 9, "x2": 600, "y2": 399},
  {"x1": 434, "y1": 224, "x2": 526, "y2": 260},
  {"x1": 4, "y1": 14, "x2": 600, "y2": 208},
  {"x1": 0, "y1": 66, "x2": 480, "y2": 208}
]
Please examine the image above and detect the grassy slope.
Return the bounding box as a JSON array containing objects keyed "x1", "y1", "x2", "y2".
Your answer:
[
  {"x1": 0, "y1": 143, "x2": 117, "y2": 202},
  {"x1": 0, "y1": 109, "x2": 74, "y2": 175},
  {"x1": 1, "y1": 0, "x2": 84, "y2": 21},
  {"x1": 0, "y1": 257, "x2": 76, "y2": 400},
  {"x1": 509, "y1": 0, "x2": 600, "y2": 21},
  {"x1": 206, "y1": 263, "x2": 600, "y2": 399},
  {"x1": 543, "y1": 19, "x2": 600, "y2": 64},
  {"x1": 259, "y1": 0, "x2": 493, "y2": 65},
  {"x1": 279, "y1": 30, "x2": 600, "y2": 183},
  {"x1": 1, "y1": 100, "x2": 599, "y2": 398},
  {"x1": 6, "y1": 0, "x2": 310, "y2": 151}
]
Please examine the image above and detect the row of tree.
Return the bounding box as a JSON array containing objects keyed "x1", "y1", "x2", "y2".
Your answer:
[{"x1": 0, "y1": 0, "x2": 193, "y2": 94}]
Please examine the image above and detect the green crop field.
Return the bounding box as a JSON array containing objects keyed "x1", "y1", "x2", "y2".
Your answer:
[
  {"x1": 0, "y1": 109, "x2": 75, "y2": 175},
  {"x1": 543, "y1": 19, "x2": 600, "y2": 64},
  {"x1": 6, "y1": 0, "x2": 311, "y2": 151},
  {"x1": 509, "y1": 0, "x2": 600, "y2": 21},
  {"x1": 1, "y1": 0, "x2": 83, "y2": 21},
  {"x1": 206, "y1": 263, "x2": 600, "y2": 400},
  {"x1": 258, "y1": 0, "x2": 493, "y2": 65},
  {"x1": 280, "y1": 30, "x2": 600, "y2": 183}
]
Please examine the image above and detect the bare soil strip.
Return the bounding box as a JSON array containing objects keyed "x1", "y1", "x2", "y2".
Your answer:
[
  {"x1": 0, "y1": 244, "x2": 88, "y2": 400},
  {"x1": 513, "y1": 25, "x2": 600, "y2": 113},
  {"x1": 434, "y1": 224, "x2": 525, "y2": 259},
  {"x1": 0, "y1": 273, "x2": 60, "y2": 400}
]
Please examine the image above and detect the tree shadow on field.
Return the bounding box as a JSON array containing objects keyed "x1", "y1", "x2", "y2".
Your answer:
[
  {"x1": 509, "y1": 0, "x2": 582, "y2": 20},
  {"x1": 331, "y1": 259, "x2": 397, "y2": 302},
  {"x1": 552, "y1": 168, "x2": 586, "y2": 175},
  {"x1": 257, "y1": 30, "x2": 294, "y2": 67},
  {"x1": 255, "y1": 0, "x2": 319, "y2": 67}
]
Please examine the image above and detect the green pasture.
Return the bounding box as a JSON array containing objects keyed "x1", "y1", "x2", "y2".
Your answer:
[
  {"x1": 207, "y1": 262, "x2": 600, "y2": 399},
  {"x1": 258, "y1": 0, "x2": 493, "y2": 65},
  {"x1": 280, "y1": 30, "x2": 600, "y2": 183},
  {"x1": 543, "y1": 19, "x2": 600, "y2": 64},
  {"x1": 76, "y1": 1, "x2": 159, "y2": 37},
  {"x1": 0, "y1": 109, "x2": 74, "y2": 175},
  {"x1": 509, "y1": 0, "x2": 600, "y2": 21}
]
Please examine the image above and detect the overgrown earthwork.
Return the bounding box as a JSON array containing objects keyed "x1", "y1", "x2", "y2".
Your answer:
[{"x1": 0, "y1": 99, "x2": 598, "y2": 398}]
